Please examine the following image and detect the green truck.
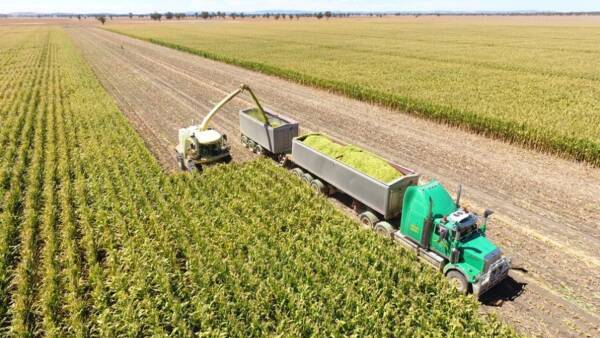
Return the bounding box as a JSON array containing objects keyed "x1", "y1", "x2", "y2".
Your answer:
[
  {"x1": 237, "y1": 92, "x2": 510, "y2": 297},
  {"x1": 384, "y1": 180, "x2": 510, "y2": 296},
  {"x1": 245, "y1": 129, "x2": 511, "y2": 297}
]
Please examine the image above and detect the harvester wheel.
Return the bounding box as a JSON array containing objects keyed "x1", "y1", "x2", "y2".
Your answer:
[
  {"x1": 374, "y1": 221, "x2": 394, "y2": 239},
  {"x1": 446, "y1": 270, "x2": 469, "y2": 295},
  {"x1": 176, "y1": 154, "x2": 185, "y2": 171},
  {"x1": 359, "y1": 211, "x2": 379, "y2": 229},
  {"x1": 310, "y1": 179, "x2": 327, "y2": 195},
  {"x1": 301, "y1": 173, "x2": 313, "y2": 185},
  {"x1": 291, "y1": 168, "x2": 304, "y2": 178},
  {"x1": 187, "y1": 160, "x2": 199, "y2": 172}
]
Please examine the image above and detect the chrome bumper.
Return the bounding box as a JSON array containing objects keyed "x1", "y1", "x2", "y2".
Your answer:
[{"x1": 473, "y1": 256, "x2": 511, "y2": 297}]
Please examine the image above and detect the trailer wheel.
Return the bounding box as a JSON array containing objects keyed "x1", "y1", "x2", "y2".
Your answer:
[
  {"x1": 359, "y1": 211, "x2": 379, "y2": 229},
  {"x1": 310, "y1": 179, "x2": 327, "y2": 195},
  {"x1": 254, "y1": 145, "x2": 265, "y2": 155},
  {"x1": 374, "y1": 221, "x2": 394, "y2": 239},
  {"x1": 241, "y1": 135, "x2": 249, "y2": 147},
  {"x1": 301, "y1": 173, "x2": 313, "y2": 185},
  {"x1": 276, "y1": 154, "x2": 287, "y2": 167},
  {"x1": 291, "y1": 168, "x2": 304, "y2": 178},
  {"x1": 247, "y1": 140, "x2": 257, "y2": 152},
  {"x1": 446, "y1": 270, "x2": 469, "y2": 295}
]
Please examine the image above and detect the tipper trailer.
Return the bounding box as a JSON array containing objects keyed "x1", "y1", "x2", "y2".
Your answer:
[{"x1": 239, "y1": 109, "x2": 510, "y2": 297}]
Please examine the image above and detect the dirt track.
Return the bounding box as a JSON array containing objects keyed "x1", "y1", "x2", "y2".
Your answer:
[{"x1": 69, "y1": 26, "x2": 600, "y2": 337}]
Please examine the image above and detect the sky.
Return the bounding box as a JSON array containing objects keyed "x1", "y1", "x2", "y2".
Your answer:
[{"x1": 1, "y1": 0, "x2": 599, "y2": 14}]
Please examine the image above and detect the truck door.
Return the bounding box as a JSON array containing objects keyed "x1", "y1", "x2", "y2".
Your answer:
[{"x1": 431, "y1": 224, "x2": 451, "y2": 258}]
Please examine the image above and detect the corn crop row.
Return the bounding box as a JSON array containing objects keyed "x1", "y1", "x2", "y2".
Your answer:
[{"x1": 0, "y1": 26, "x2": 517, "y2": 337}]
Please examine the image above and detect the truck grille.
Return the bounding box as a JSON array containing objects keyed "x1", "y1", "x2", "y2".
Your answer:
[{"x1": 483, "y1": 249, "x2": 502, "y2": 272}]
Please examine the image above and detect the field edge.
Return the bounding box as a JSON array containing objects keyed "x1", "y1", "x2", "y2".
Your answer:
[{"x1": 105, "y1": 27, "x2": 600, "y2": 168}]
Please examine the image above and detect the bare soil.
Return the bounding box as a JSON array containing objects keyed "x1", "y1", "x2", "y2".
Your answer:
[{"x1": 69, "y1": 26, "x2": 600, "y2": 337}]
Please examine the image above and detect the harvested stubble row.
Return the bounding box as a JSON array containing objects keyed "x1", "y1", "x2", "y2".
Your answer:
[
  {"x1": 0, "y1": 25, "x2": 517, "y2": 337},
  {"x1": 108, "y1": 20, "x2": 600, "y2": 166},
  {"x1": 303, "y1": 134, "x2": 403, "y2": 183}
]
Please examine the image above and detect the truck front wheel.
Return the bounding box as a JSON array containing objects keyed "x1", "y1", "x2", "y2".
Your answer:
[{"x1": 446, "y1": 270, "x2": 469, "y2": 295}]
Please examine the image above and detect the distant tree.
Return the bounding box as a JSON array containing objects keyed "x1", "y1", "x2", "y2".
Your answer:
[
  {"x1": 200, "y1": 11, "x2": 209, "y2": 19},
  {"x1": 296, "y1": 14, "x2": 300, "y2": 19},
  {"x1": 230, "y1": 12, "x2": 237, "y2": 20},
  {"x1": 316, "y1": 12, "x2": 324, "y2": 19},
  {"x1": 325, "y1": 11, "x2": 332, "y2": 19},
  {"x1": 274, "y1": 14, "x2": 280, "y2": 20},
  {"x1": 150, "y1": 12, "x2": 162, "y2": 21},
  {"x1": 128, "y1": 12, "x2": 133, "y2": 19},
  {"x1": 97, "y1": 15, "x2": 106, "y2": 25},
  {"x1": 264, "y1": 13, "x2": 271, "y2": 18},
  {"x1": 77, "y1": 14, "x2": 82, "y2": 20},
  {"x1": 175, "y1": 13, "x2": 185, "y2": 19},
  {"x1": 194, "y1": 12, "x2": 199, "y2": 19},
  {"x1": 165, "y1": 12, "x2": 174, "y2": 20},
  {"x1": 240, "y1": 12, "x2": 245, "y2": 18}
]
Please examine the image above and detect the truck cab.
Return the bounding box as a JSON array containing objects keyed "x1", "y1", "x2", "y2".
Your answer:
[{"x1": 395, "y1": 180, "x2": 510, "y2": 297}]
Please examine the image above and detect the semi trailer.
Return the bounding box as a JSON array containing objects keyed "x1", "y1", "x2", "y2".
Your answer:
[{"x1": 240, "y1": 111, "x2": 510, "y2": 297}]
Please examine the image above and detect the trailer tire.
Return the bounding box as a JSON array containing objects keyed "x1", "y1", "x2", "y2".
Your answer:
[
  {"x1": 446, "y1": 270, "x2": 469, "y2": 295},
  {"x1": 310, "y1": 179, "x2": 327, "y2": 195},
  {"x1": 374, "y1": 221, "x2": 394, "y2": 239},
  {"x1": 241, "y1": 134, "x2": 249, "y2": 147},
  {"x1": 301, "y1": 173, "x2": 313, "y2": 185},
  {"x1": 291, "y1": 168, "x2": 304, "y2": 178},
  {"x1": 254, "y1": 145, "x2": 264, "y2": 155},
  {"x1": 359, "y1": 211, "x2": 379, "y2": 229},
  {"x1": 247, "y1": 140, "x2": 257, "y2": 152}
]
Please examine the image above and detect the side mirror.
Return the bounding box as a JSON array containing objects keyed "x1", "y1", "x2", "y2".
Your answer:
[
  {"x1": 455, "y1": 184, "x2": 462, "y2": 206},
  {"x1": 481, "y1": 209, "x2": 494, "y2": 233}
]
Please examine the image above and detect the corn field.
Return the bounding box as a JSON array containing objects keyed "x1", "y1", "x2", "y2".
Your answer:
[
  {"x1": 0, "y1": 26, "x2": 516, "y2": 336},
  {"x1": 109, "y1": 17, "x2": 600, "y2": 166}
]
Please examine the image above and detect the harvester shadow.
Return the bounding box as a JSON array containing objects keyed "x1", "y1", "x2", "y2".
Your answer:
[{"x1": 479, "y1": 275, "x2": 526, "y2": 307}]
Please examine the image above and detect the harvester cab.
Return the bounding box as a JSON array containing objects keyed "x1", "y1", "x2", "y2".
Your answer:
[{"x1": 175, "y1": 84, "x2": 269, "y2": 171}]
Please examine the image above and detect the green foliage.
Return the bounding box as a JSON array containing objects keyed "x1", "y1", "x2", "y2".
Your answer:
[
  {"x1": 303, "y1": 134, "x2": 403, "y2": 182},
  {"x1": 245, "y1": 108, "x2": 283, "y2": 127},
  {"x1": 107, "y1": 19, "x2": 600, "y2": 166},
  {"x1": 0, "y1": 26, "x2": 518, "y2": 337}
]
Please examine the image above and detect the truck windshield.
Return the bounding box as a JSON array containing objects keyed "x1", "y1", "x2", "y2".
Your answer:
[
  {"x1": 454, "y1": 214, "x2": 479, "y2": 241},
  {"x1": 457, "y1": 224, "x2": 478, "y2": 241}
]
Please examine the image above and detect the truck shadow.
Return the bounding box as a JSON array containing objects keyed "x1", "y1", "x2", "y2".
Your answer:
[{"x1": 479, "y1": 275, "x2": 526, "y2": 306}]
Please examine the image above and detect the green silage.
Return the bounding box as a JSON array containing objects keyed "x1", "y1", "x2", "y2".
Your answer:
[
  {"x1": 303, "y1": 135, "x2": 403, "y2": 183},
  {"x1": 246, "y1": 108, "x2": 283, "y2": 127}
]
